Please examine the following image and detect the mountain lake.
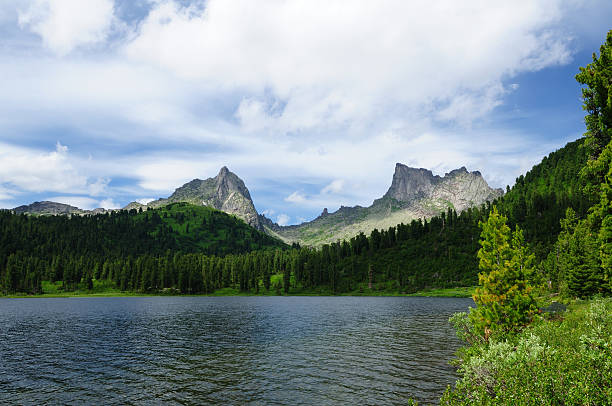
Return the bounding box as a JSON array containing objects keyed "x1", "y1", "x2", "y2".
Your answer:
[{"x1": 0, "y1": 296, "x2": 473, "y2": 405}]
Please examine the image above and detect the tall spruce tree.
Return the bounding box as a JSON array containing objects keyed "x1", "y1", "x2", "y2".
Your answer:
[{"x1": 470, "y1": 207, "x2": 537, "y2": 339}]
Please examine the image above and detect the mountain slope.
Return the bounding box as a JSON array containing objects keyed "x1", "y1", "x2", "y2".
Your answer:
[
  {"x1": 133, "y1": 166, "x2": 261, "y2": 230},
  {"x1": 266, "y1": 165, "x2": 502, "y2": 246}
]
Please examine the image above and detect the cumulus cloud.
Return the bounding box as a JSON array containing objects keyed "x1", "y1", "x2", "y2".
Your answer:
[
  {"x1": 50, "y1": 195, "x2": 99, "y2": 210},
  {"x1": 321, "y1": 179, "x2": 345, "y2": 195},
  {"x1": 18, "y1": 0, "x2": 116, "y2": 56},
  {"x1": 99, "y1": 198, "x2": 120, "y2": 209},
  {"x1": 0, "y1": 0, "x2": 609, "y2": 222},
  {"x1": 125, "y1": 0, "x2": 573, "y2": 132},
  {"x1": 136, "y1": 198, "x2": 155, "y2": 205},
  {"x1": 0, "y1": 141, "x2": 87, "y2": 193},
  {"x1": 88, "y1": 177, "x2": 110, "y2": 196},
  {"x1": 0, "y1": 186, "x2": 15, "y2": 201},
  {"x1": 285, "y1": 191, "x2": 306, "y2": 204},
  {"x1": 276, "y1": 213, "x2": 290, "y2": 226}
]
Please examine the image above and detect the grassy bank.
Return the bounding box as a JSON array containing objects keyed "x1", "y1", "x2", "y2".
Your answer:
[
  {"x1": 3, "y1": 279, "x2": 476, "y2": 298},
  {"x1": 441, "y1": 298, "x2": 612, "y2": 404}
]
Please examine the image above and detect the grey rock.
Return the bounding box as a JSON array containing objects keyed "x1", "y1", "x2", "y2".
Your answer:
[
  {"x1": 13, "y1": 201, "x2": 89, "y2": 216},
  {"x1": 268, "y1": 164, "x2": 503, "y2": 246},
  {"x1": 146, "y1": 167, "x2": 261, "y2": 229}
]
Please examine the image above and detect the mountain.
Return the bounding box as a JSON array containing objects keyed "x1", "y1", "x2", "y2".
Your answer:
[
  {"x1": 265, "y1": 164, "x2": 503, "y2": 246},
  {"x1": 13, "y1": 201, "x2": 93, "y2": 216},
  {"x1": 12, "y1": 164, "x2": 499, "y2": 245},
  {"x1": 134, "y1": 166, "x2": 261, "y2": 230},
  {"x1": 12, "y1": 167, "x2": 261, "y2": 230}
]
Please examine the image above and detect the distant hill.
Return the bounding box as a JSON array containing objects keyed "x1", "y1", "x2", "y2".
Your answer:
[{"x1": 13, "y1": 201, "x2": 101, "y2": 216}]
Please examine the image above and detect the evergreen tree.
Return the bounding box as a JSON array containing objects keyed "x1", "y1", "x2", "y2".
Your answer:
[
  {"x1": 576, "y1": 30, "x2": 612, "y2": 162},
  {"x1": 470, "y1": 207, "x2": 537, "y2": 339}
]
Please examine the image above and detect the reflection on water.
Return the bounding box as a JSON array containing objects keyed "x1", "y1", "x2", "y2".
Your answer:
[{"x1": 0, "y1": 296, "x2": 472, "y2": 405}]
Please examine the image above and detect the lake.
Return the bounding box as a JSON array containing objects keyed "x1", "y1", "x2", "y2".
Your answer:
[{"x1": 0, "y1": 296, "x2": 473, "y2": 405}]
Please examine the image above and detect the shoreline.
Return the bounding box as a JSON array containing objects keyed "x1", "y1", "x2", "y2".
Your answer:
[{"x1": 2, "y1": 286, "x2": 476, "y2": 299}]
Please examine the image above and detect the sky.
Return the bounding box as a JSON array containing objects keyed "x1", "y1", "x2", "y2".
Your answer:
[{"x1": 0, "y1": 1, "x2": 611, "y2": 225}]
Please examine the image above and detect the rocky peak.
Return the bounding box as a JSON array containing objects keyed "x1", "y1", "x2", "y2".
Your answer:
[
  {"x1": 147, "y1": 167, "x2": 261, "y2": 230},
  {"x1": 213, "y1": 166, "x2": 252, "y2": 202},
  {"x1": 445, "y1": 166, "x2": 469, "y2": 177},
  {"x1": 383, "y1": 164, "x2": 439, "y2": 202},
  {"x1": 218, "y1": 166, "x2": 229, "y2": 176}
]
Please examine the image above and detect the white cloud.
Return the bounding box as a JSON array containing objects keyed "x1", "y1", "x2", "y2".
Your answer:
[
  {"x1": 50, "y1": 195, "x2": 99, "y2": 210},
  {"x1": 136, "y1": 198, "x2": 155, "y2": 205},
  {"x1": 0, "y1": 0, "x2": 609, "y2": 222},
  {"x1": 88, "y1": 177, "x2": 110, "y2": 196},
  {"x1": 321, "y1": 179, "x2": 345, "y2": 195},
  {"x1": 133, "y1": 159, "x2": 219, "y2": 192},
  {"x1": 0, "y1": 186, "x2": 15, "y2": 201},
  {"x1": 0, "y1": 141, "x2": 87, "y2": 193},
  {"x1": 285, "y1": 191, "x2": 306, "y2": 204},
  {"x1": 99, "y1": 198, "x2": 119, "y2": 209},
  {"x1": 18, "y1": 0, "x2": 115, "y2": 56},
  {"x1": 276, "y1": 213, "x2": 290, "y2": 226},
  {"x1": 125, "y1": 0, "x2": 573, "y2": 132}
]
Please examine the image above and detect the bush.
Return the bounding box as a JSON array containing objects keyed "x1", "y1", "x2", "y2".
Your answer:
[{"x1": 442, "y1": 298, "x2": 612, "y2": 405}]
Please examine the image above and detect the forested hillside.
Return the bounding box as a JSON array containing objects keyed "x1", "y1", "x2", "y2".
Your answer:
[{"x1": 0, "y1": 203, "x2": 285, "y2": 294}]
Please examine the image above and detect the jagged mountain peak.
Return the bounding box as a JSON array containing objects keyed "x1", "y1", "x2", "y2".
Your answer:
[
  {"x1": 267, "y1": 162, "x2": 503, "y2": 246},
  {"x1": 383, "y1": 164, "x2": 498, "y2": 204},
  {"x1": 218, "y1": 166, "x2": 230, "y2": 176},
  {"x1": 146, "y1": 167, "x2": 261, "y2": 229},
  {"x1": 383, "y1": 164, "x2": 439, "y2": 202}
]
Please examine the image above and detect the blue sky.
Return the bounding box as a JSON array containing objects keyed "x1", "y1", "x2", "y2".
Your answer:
[{"x1": 0, "y1": 0, "x2": 611, "y2": 225}]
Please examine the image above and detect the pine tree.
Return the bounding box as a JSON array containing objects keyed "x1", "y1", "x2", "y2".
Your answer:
[
  {"x1": 576, "y1": 30, "x2": 612, "y2": 161},
  {"x1": 470, "y1": 207, "x2": 537, "y2": 339}
]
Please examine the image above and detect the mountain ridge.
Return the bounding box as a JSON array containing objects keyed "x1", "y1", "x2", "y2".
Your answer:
[
  {"x1": 263, "y1": 164, "x2": 503, "y2": 245},
  {"x1": 12, "y1": 163, "x2": 502, "y2": 245}
]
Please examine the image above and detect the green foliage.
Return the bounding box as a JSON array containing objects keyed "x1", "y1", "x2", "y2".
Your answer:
[
  {"x1": 470, "y1": 208, "x2": 537, "y2": 339},
  {"x1": 566, "y1": 220, "x2": 603, "y2": 298},
  {"x1": 442, "y1": 298, "x2": 612, "y2": 405},
  {"x1": 0, "y1": 203, "x2": 285, "y2": 295},
  {"x1": 576, "y1": 30, "x2": 612, "y2": 162},
  {"x1": 495, "y1": 138, "x2": 595, "y2": 259}
]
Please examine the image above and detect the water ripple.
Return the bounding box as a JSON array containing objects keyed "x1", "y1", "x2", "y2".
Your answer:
[{"x1": 0, "y1": 296, "x2": 472, "y2": 405}]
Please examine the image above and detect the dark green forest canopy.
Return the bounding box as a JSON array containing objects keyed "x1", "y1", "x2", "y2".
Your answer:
[{"x1": 0, "y1": 202, "x2": 286, "y2": 259}]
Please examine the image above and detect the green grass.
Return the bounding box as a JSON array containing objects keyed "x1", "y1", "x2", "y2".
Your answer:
[
  {"x1": 6, "y1": 280, "x2": 149, "y2": 298},
  {"x1": 407, "y1": 286, "x2": 476, "y2": 298},
  {"x1": 3, "y1": 279, "x2": 476, "y2": 299}
]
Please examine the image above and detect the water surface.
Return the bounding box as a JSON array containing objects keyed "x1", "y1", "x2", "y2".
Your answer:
[{"x1": 0, "y1": 296, "x2": 472, "y2": 405}]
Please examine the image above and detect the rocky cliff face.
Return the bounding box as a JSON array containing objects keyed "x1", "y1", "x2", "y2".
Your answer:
[
  {"x1": 376, "y1": 164, "x2": 502, "y2": 212},
  {"x1": 382, "y1": 165, "x2": 439, "y2": 202},
  {"x1": 266, "y1": 164, "x2": 503, "y2": 246},
  {"x1": 144, "y1": 167, "x2": 261, "y2": 229}
]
